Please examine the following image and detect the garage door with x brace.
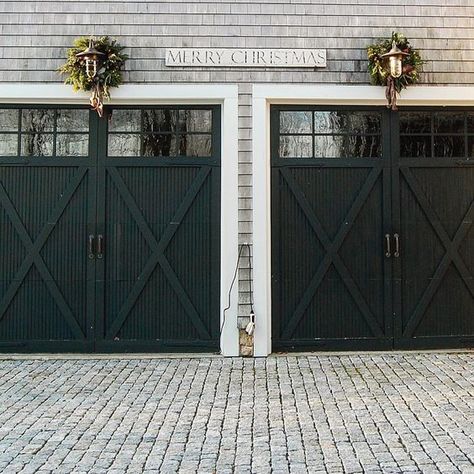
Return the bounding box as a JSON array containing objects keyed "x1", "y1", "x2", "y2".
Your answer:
[
  {"x1": 0, "y1": 105, "x2": 220, "y2": 352},
  {"x1": 272, "y1": 106, "x2": 474, "y2": 351}
]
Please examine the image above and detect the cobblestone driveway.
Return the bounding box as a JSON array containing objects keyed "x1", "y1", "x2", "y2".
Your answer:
[{"x1": 0, "y1": 353, "x2": 473, "y2": 473}]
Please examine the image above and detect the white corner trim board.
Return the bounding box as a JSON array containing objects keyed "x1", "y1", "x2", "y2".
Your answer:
[
  {"x1": 0, "y1": 83, "x2": 240, "y2": 357},
  {"x1": 252, "y1": 84, "x2": 474, "y2": 357}
]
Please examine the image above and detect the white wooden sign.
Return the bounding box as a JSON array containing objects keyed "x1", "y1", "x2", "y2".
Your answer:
[{"x1": 165, "y1": 48, "x2": 327, "y2": 68}]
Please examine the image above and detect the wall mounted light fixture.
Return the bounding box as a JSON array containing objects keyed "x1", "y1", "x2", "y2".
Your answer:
[
  {"x1": 367, "y1": 33, "x2": 424, "y2": 111},
  {"x1": 58, "y1": 36, "x2": 128, "y2": 117},
  {"x1": 380, "y1": 41, "x2": 409, "y2": 79},
  {"x1": 75, "y1": 38, "x2": 105, "y2": 79}
]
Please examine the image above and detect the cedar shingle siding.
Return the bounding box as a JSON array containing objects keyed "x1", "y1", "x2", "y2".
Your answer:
[{"x1": 1, "y1": 0, "x2": 472, "y2": 324}]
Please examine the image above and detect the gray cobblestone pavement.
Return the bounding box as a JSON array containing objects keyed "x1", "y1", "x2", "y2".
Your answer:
[{"x1": 0, "y1": 353, "x2": 473, "y2": 473}]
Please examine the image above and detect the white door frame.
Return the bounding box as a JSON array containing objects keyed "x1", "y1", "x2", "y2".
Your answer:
[
  {"x1": 0, "y1": 83, "x2": 240, "y2": 356},
  {"x1": 252, "y1": 84, "x2": 474, "y2": 357}
]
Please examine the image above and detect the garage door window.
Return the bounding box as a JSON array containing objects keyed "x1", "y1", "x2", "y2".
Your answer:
[
  {"x1": 279, "y1": 110, "x2": 382, "y2": 159},
  {"x1": 0, "y1": 108, "x2": 89, "y2": 157},
  {"x1": 108, "y1": 108, "x2": 213, "y2": 157},
  {"x1": 400, "y1": 111, "x2": 474, "y2": 158}
]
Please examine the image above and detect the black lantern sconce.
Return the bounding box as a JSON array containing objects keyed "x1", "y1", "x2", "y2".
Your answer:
[{"x1": 76, "y1": 38, "x2": 105, "y2": 79}]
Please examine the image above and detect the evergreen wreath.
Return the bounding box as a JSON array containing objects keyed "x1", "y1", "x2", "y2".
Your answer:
[
  {"x1": 58, "y1": 36, "x2": 128, "y2": 117},
  {"x1": 367, "y1": 32, "x2": 424, "y2": 110}
]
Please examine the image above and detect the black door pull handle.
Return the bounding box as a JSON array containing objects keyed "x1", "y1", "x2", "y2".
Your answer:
[
  {"x1": 385, "y1": 234, "x2": 391, "y2": 258},
  {"x1": 394, "y1": 233, "x2": 400, "y2": 258},
  {"x1": 97, "y1": 234, "x2": 104, "y2": 259},
  {"x1": 88, "y1": 234, "x2": 95, "y2": 260}
]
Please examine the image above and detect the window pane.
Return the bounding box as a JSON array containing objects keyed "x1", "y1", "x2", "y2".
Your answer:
[
  {"x1": 434, "y1": 136, "x2": 465, "y2": 158},
  {"x1": 0, "y1": 134, "x2": 18, "y2": 155},
  {"x1": 177, "y1": 134, "x2": 211, "y2": 156},
  {"x1": 313, "y1": 111, "x2": 380, "y2": 134},
  {"x1": 468, "y1": 114, "x2": 474, "y2": 133},
  {"x1": 21, "y1": 109, "x2": 55, "y2": 133},
  {"x1": 109, "y1": 110, "x2": 141, "y2": 132},
  {"x1": 280, "y1": 111, "x2": 312, "y2": 134},
  {"x1": 346, "y1": 135, "x2": 381, "y2": 158},
  {"x1": 314, "y1": 111, "x2": 346, "y2": 133},
  {"x1": 346, "y1": 112, "x2": 381, "y2": 134},
  {"x1": 400, "y1": 136, "x2": 431, "y2": 158},
  {"x1": 108, "y1": 134, "x2": 140, "y2": 156},
  {"x1": 434, "y1": 112, "x2": 465, "y2": 134},
  {"x1": 0, "y1": 110, "x2": 18, "y2": 131},
  {"x1": 178, "y1": 110, "x2": 212, "y2": 133},
  {"x1": 468, "y1": 137, "x2": 474, "y2": 158},
  {"x1": 56, "y1": 134, "x2": 88, "y2": 156},
  {"x1": 400, "y1": 113, "x2": 431, "y2": 134},
  {"x1": 143, "y1": 134, "x2": 177, "y2": 156},
  {"x1": 57, "y1": 109, "x2": 89, "y2": 132},
  {"x1": 143, "y1": 110, "x2": 177, "y2": 133},
  {"x1": 280, "y1": 135, "x2": 312, "y2": 158},
  {"x1": 314, "y1": 135, "x2": 344, "y2": 157},
  {"x1": 21, "y1": 134, "x2": 53, "y2": 156}
]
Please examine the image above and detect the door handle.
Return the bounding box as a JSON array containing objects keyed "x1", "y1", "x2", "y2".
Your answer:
[
  {"x1": 384, "y1": 234, "x2": 391, "y2": 258},
  {"x1": 394, "y1": 233, "x2": 400, "y2": 258},
  {"x1": 97, "y1": 234, "x2": 104, "y2": 259},
  {"x1": 88, "y1": 234, "x2": 95, "y2": 260}
]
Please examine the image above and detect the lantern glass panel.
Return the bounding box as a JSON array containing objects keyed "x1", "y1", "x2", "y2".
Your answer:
[{"x1": 389, "y1": 56, "x2": 402, "y2": 78}]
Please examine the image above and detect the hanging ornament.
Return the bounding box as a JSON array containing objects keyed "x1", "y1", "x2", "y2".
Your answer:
[
  {"x1": 367, "y1": 32, "x2": 424, "y2": 111},
  {"x1": 58, "y1": 36, "x2": 128, "y2": 117}
]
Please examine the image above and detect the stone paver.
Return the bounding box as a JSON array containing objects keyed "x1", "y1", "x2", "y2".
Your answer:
[{"x1": 0, "y1": 353, "x2": 473, "y2": 473}]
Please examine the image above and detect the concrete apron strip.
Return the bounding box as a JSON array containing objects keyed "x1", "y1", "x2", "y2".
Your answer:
[{"x1": 0, "y1": 349, "x2": 472, "y2": 360}]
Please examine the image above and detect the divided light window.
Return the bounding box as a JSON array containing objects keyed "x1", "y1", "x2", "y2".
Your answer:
[
  {"x1": 0, "y1": 108, "x2": 89, "y2": 157},
  {"x1": 279, "y1": 110, "x2": 382, "y2": 159},
  {"x1": 400, "y1": 111, "x2": 474, "y2": 158},
  {"x1": 107, "y1": 108, "x2": 213, "y2": 157}
]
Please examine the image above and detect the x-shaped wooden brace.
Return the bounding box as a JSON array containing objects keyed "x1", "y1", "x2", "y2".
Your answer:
[
  {"x1": 281, "y1": 167, "x2": 384, "y2": 340},
  {"x1": 0, "y1": 169, "x2": 87, "y2": 340},
  {"x1": 105, "y1": 166, "x2": 212, "y2": 340},
  {"x1": 401, "y1": 168, "x2": 474, "y2": 338}
]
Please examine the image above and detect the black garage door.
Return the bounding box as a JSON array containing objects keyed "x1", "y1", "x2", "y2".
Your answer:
[
  {"x1": 272, "y1": 106, "x2": 474, "y2": 351},
  {"x1": 0, "y1": 105, "x2": 220, "y2": 352}
]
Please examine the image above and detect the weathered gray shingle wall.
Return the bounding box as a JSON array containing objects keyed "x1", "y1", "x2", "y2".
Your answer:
[
  {"x1": 1, "y1": 1, "x2": 473, "y2": 84},
  {"x1": 1, "y1": 0, "x2": 473, "y2": 323}
]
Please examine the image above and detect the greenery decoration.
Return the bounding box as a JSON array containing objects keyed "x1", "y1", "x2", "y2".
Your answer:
[
  {"x1": 367, "y1": 32, "x2": 424, "y2": 110},
  {"x1": 58, "y1": 36, "x2": 127, "y2": 116}
]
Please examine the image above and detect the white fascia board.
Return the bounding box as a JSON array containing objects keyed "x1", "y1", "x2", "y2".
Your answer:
[
  {"x1": 253, "y1": 84, "x2": 474, "y2": 106},
  {"x1": 0, "y1": 83, "x2": 237, "y2": 104},
  {"x1": 0, "y1": 82, "x2": 240, "y2": 357}
]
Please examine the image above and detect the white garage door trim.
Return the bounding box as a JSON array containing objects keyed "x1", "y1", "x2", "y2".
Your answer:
[
  {"x1": 252, "y1": 84, "x2": 474, "y2": 357},
  {"x1": 0, "y1": 83, "x2": 240, "y2": 356}
]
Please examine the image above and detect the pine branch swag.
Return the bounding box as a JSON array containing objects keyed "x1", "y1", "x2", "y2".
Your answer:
[
  {"x1": 58, "y1": 36, "x2": 128, "y2": 117},
  {"x1": 367, "y1": 32, "x2": 424, "y2": 110}
]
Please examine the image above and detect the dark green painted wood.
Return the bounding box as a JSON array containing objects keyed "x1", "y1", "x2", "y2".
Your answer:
[
  {"x1": 0, "y1": 105, "x2": 220, "y2": 353},
  {"x1": 272, "y1": 106, "x2": 390, "y2": 351},
  {"x1": 272, "y1": 105, "x2": 474, "y2": 351},
  {"x1": 0, "y1": 105, "x2": 96, "y2": 352},
  {"x1": 392, "y1": 108, "x2": 474, "y2": 349},
  {"x1": 95, "y1": 106, "x2": 220, "y2": 352}
]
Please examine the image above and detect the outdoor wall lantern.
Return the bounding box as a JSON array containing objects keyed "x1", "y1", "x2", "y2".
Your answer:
[
  {"x1": 75, "y1": 38, "x2": 105, "y2": 79},
  {"x1": 367, "y1": 32, "x2": 424, "y2": 111},
  {"x1": 380, "y1": 41, "x2": 409, "y2": 79},
  {"x1": 58, "y1": 36, "x2": 128, "y2": 117}
]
